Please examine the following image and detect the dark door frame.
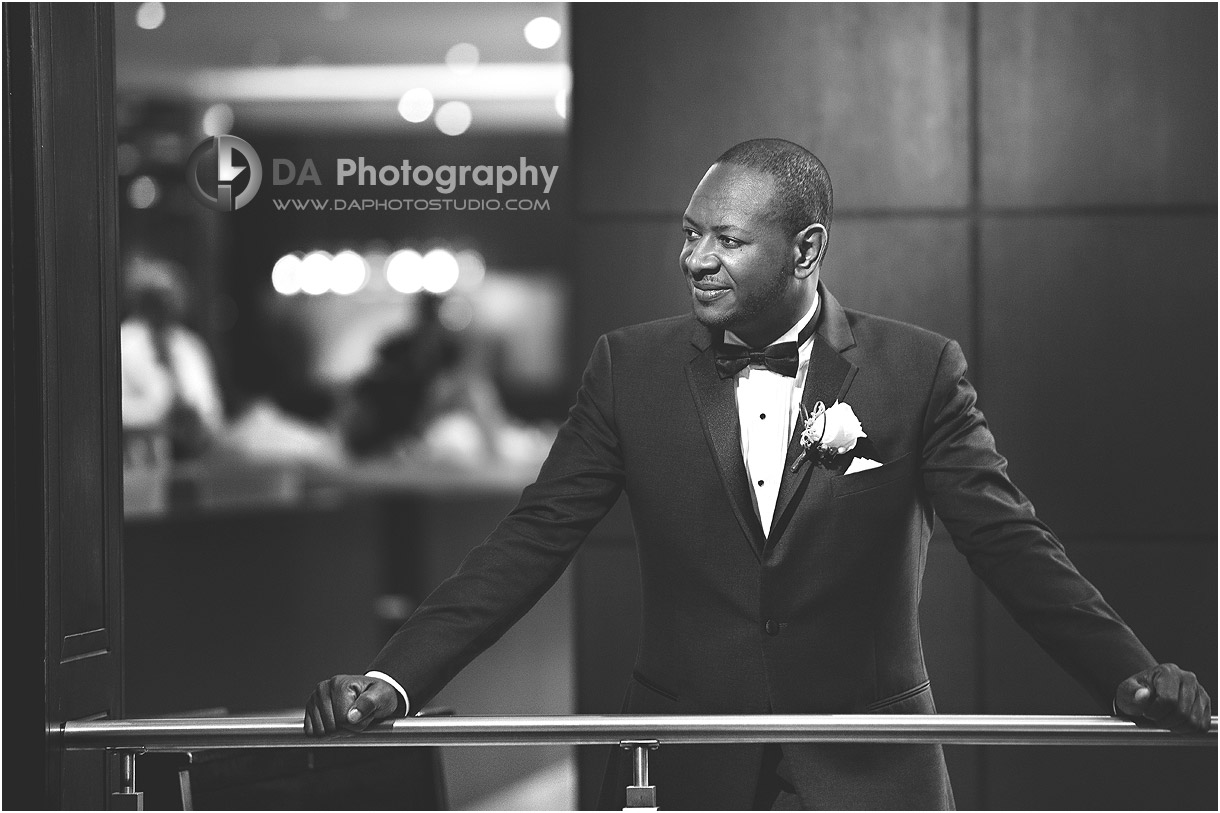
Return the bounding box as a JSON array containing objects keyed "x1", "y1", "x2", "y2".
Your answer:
[{"x1": 5, "y1": 3, "x2": 124, "y2": 808}]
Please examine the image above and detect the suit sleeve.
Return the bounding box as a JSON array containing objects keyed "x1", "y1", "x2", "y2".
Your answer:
[
  {"x1": 367, "y1": 334, "x2": 625, "y2": 710},
  {"x1": 919, "y1": 339, "x2": 1155, "y2": 709}
]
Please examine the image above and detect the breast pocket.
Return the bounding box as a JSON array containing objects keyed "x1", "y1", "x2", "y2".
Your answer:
[{"x1": 831, "y1": 452, "x2": 914, "y2": 498}]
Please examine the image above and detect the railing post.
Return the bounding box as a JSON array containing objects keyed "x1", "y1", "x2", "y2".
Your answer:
[
  {"x1": 620, "y1": 739, "x2": 659, "y2": 811},
  {"x1": 109, "y1": 750, "x2": 143, "y2": 810}
]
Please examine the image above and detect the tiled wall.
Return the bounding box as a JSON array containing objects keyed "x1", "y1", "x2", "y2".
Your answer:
[{"x1": 570, "y1": 4, "x2": 1216, "y2": 808}]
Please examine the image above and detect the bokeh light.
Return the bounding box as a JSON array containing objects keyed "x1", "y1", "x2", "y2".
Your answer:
[
  {"x1": 524, "y1": 16, "x2": 561, "y2": 49},
  {"x1": 127, "y1": 175, "x2": 160, "y2": 209},
  {"x1": 455, "y1": 249, "x2": 486, "y2": 288},
  {"x1": 422, "y1": 249, "x2": 460, "y2": 294},
  {"x1": 397, "y1": 88, "x2": 434, "y2": 123},
  {"x1": 201, "y1": 103, "x2": 234, "y2": 136},
  {"x1": 386, "y1": 249, "x2": 425, "y2": 293},
  {"x1": 299, "y1": 251, "x2": 333, "y2": 296},
  {"x1": 330, "y1": 250, "x2": 369, "y2": 295},
  {"x1": 435, "y1": 101, "x2": 472, "y2": 136},
  {"x1": 445, "y1": 42, "x2": 480, "y2": 75},
  {"x1": 271, "y1": 254, "x2": 303, "y2": 295},
  {"x1": 136, "y1": 2, "x2": 166, "y2": 30}
]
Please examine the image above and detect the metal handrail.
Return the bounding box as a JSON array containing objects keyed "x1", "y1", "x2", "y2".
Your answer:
[{"x1": 56, "y1": 713, "x2": 1217, "y2": 751}]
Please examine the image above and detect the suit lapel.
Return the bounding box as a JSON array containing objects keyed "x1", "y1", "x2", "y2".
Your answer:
[
  {"x1": 768, "y1": 287, "x2": 859, "y2": 542},
  {"x1": 685, "y1": 328, "x2": 767, "y2": 558}
]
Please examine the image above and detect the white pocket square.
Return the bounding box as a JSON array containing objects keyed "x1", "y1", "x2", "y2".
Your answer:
[{"x1": 844, "y1": 456, "x2": 883, "y2": 475}]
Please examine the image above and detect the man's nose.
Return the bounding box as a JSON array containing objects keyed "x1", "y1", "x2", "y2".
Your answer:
[{"x1": 685, "y1": 239, "x2": 719, "y2": 277}]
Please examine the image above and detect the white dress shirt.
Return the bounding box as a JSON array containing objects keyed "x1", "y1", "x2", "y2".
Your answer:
[
  {"x1": 722, "y1": 292, "x2": 820, "y2": 534},
  {"x1": 366, "y1": 670, "x2": 411, "y2": 715},
  {"x1": 370, "y1": 293, "x2": 822, "y2": 716}
]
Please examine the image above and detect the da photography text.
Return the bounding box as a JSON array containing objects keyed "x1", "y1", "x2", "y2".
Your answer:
[{"x1": 273, "y1": 157, "x2": 559, "y2": 195}]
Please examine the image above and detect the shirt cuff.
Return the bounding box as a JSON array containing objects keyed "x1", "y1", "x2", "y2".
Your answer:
[{"x1": 366, "y1": 670, "x2": 410, "y2": 716}]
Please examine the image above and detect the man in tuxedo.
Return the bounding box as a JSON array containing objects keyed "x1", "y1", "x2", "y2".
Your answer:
[{"x1": 305, "y1": 139, "x2": 1210, "y2": 809}]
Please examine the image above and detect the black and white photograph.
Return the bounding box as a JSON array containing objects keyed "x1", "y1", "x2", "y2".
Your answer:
[{"x1": 8, "y1": 2, "x2": 1217, "y2": 810}]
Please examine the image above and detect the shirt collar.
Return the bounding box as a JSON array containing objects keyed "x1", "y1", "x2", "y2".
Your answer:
[{"x1": 724, "y1": 289, "x2": 821, "y2": 349}]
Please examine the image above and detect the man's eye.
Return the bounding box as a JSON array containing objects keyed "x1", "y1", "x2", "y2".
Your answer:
[
  {"x1": 682, "y1": 228, "x2": 699, "y2": 240},
  {"x1": 719, "y1": 236, "x2": 742, "y2": 248}
]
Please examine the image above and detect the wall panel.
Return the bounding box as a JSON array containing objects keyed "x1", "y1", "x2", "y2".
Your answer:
[
  {"x1": 574, "y1": 3, "x2": 971, "y2": 215},
  {"x1": 980, "y1": 4, "x2": 1217, "y2": 207},
  {"x1": 573, "y1": 221, "x2": 688, "y2": 358},
  {"x1": 980, "y1": 215, "x2": 1216, "y2": 537},
  {"x1": 822, "y1": 217, "x2": 974, "y2": 361}
]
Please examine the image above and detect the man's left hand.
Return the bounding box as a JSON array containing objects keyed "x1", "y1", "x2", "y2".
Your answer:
[{"x1": 1116, "y1": 663, "x2": 1212, "y2": 733}]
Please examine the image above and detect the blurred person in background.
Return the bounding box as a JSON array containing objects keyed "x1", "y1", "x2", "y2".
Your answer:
[
  {"x1": 340, "y1": 293, "x2": 517, "y2": 464},
  {"x1": 120, "y1": 254, "x2": 224, "y2": 459}
]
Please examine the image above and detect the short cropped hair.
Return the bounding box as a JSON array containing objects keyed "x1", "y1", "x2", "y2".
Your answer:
[{"x1": 715, "y1": 139, "x2": 833, "y2": 239}]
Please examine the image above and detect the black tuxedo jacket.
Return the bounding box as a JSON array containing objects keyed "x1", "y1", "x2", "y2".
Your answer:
[{"x1": 369, "y1": 285, "x2": 1155, "y2": 809}]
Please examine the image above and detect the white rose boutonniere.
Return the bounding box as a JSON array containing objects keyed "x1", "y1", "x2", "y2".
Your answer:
[{"x1": 791, "y1": 401, "x2": 867, "y2": 472}]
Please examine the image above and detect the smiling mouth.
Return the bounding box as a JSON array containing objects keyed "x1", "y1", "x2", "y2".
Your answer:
[{"x1": 692, "y1": 286, "x2": 729, "y2": 302}]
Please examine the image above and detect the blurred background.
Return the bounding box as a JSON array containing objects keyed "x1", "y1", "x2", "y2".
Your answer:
[{"x1": 110, "y1": 3, "x2": 1215, "y2": 810}]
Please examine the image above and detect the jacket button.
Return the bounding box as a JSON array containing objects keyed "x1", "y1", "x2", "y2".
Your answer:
[{"x1": 764, "y1": 620, "x2": 779, "y2": 636}]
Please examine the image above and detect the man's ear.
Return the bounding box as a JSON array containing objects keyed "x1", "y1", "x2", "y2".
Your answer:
[{"x1": 793, "y1": 224, "x2": 827, "y2": 279}]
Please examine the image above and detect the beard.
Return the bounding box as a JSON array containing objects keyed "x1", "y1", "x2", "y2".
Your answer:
[{"x1": 691, "y1": 266, "x2": 797, "y2": 345}]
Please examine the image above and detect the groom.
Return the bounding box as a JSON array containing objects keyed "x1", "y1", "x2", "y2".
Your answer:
[{"x1": 305, "y1": 139, "x2": 1210, "y2": 809}]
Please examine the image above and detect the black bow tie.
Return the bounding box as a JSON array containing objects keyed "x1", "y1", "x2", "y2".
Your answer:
[
  {"x1": 713, "y1": 311, "x2": 820, "y2": 380},
  {"x1": 715, "y1": 341, "x2": 800, "y2": 378}
]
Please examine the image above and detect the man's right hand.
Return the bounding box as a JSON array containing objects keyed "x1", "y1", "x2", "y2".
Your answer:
[{"x1": 304, "y1": 674, "x2": 399, "y2": 736}]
